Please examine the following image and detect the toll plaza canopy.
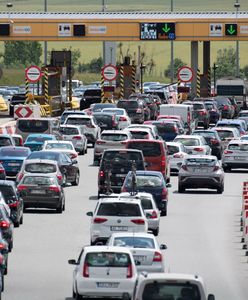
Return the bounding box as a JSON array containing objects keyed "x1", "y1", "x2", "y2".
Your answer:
[{"x1": 0, "y1": 11, "x2": 248, "y2": 41}]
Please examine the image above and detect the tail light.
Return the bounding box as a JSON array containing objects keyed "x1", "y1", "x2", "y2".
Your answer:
[
  {"x1": 49, "y1": 186, "x2": 60, "y2": 193},
  {"x1": 8, "y1": 200, "x2": 20, "y2": 208},
  {"x1": 57, "y1": 174, "x2": 62, "y2": 181},
  {"x1": 173, "y1": 153, "x2": 184, "y2": 158},
  {"x1": 153, "y1": 251, "x2": 162, "y2": 262},
  {"x1": 0, "y1": 221, "x2": 10, "y2": 229},
  {"x1": 224, "y1": 150, "x2": 233, "y2": 154},
  {"x1": 17, "y1": 173, "x2": 24, "y2": 181},
  {"x1": 96, "y1": 140, "x2": 106, "y2": 145},
  {"x1": 72, "y1": 136, "x2": 82, "y2": 140},
  {"x1": 0, "y1": 168, "x2": 5, "y2": 173},
  {"x1": 0, "y1": 243, "x2": 6, "y2": 250},
  {"x1": 136, "y1": 108, "x2": 142, "y2": 113},
  {"x1": 198, "y1": 110, "x2": 206, "y2": 115},
  {"x1": 223, "y1": 105, "x2": 229, "y2": 110},
  {"x1": 161, "y1": 156, "x2": 166, "y2": 168},
  {"x1": 194, "y1": 147, "x2": 204, "y2": 152},
  {"x1": 17, "y1": 185, "x2": 28, "y2": 191},
  {"x1": 99, "y1": 170, "x2": 105, "y2": 178},
  {"x1": 213, "y1": 166, "x2": 220, "y2": 172},
  {"x1": 131, "y1": 219, "x2": 145, "y2": 225},
  {"x1": 121, "y1": 141, "x2": 127, "y2": 145},
  {"x1": 71, "y1": 153, "x2": 78, "y2": 159},
  {"x1": 119, "y1": 116, "x2": 127, "y2": 122},
  {"x1": 83, "y1": 262, "x2": 89, "y2": 277},
  {"x1": 93, "y1": 217, "x2": 108, "y2": 224},
  {"x1": 210, "y1": 139, "x2": 219, "y2": 145},
  {"x1": 127, "y1": 264, "x2": 133, "y2": 278},
  {"x1": 148, "y1": 210, "x2": 158, "y2": 219},
  {"x1": 161, "y1": 188, "x2": 167, "y2": 200},
  {"x1": 181, "y1": 164, "x2": 188, "y2": 171}
]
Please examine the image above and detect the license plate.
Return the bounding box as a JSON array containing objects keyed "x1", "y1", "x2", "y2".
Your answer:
[
  {"x1": 133, "y1": 255, "x2": 146, "y2": 262},
  {"x1": 97, "y1": 282, "x2": 119, "y2": 288},
  {"x1": 8, "y1": 163, "x2": 20, "y2": 166},
  {"x1": 235, "y1": 156, "x2": 246, "y2": 160},
  {"x1": 31, "y1": 190, "x2": 46, "y2": 194},
  {"x1": 115, "y1": 174, "x2": 126, "y2": 177},
  {"x1": 110, "y1": 226, "x2": 128, "y2": 231},
  {"x1": 194, "y1": 168, "x2": 202, "y2": 173}
]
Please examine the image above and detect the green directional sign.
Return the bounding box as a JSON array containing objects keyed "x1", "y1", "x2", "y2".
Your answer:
[
  {"x1": 157, "y1": 23, "x2": 176, "y2": 40},
  {"x1": 140, "y1": 23, "x2": 176, "y2": 40},
  {"x1": 225, "y1": 24, "x2": 237, "y2": 36}
]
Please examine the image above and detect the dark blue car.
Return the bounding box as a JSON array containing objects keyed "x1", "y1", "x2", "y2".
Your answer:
[
  {"x1": 121, "y1": 170, "x2": 170, "y2": 216},
  {"x1": 24, "y1": 134, "x2": 57, "y2": 152},
  {"x1": 0, "y1": 146, "x2": 31, "y2": 177}
]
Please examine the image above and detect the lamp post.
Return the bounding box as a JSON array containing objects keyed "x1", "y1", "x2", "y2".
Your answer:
[
  {"x1": 234, "y1": 0, "x2": 240, "y2": 77},
  {"x1": 170, "y1": 0, "x2": 174, "y2": 83},
  {"x1": 44, "y1": 0, "x2": 48, "y2": 65},
  {"x1": 213, "y1": 63, "x2": 218, "y2": 96}
]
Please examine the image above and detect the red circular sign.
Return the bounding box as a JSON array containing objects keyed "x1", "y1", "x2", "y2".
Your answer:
[
  {"x1": 25, "y1": 66, "x2": 42, "y2": 83},
  {"x1": 101, "y1": 64, "x2": 118, "y2": 81},
  {"x1": 177, "y1": 66, "x2": 194, "y2": 83}
]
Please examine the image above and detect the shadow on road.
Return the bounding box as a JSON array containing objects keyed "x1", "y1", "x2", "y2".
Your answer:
[
  {"x1": 89, "y1": 195, "x2": 98, "y2": 200},
  {"x1": 24, "y1": 208, "x2": 58, "y2": 214},
  {"x1": 173, "y1": 190, "x2": 217, "y2": 194}
]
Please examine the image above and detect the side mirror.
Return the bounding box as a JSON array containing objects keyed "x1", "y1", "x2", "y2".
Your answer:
[
  {"x1": 208, "y1": 295, "x2": 215, "y2": 300},
  {"x1": 68, "y1": 259, "x2": 78, "y2": 265},
  {"x1": 166, "y1": 183, "x2": 172, "y2": 188},
  {"x1": 160, "y1": 244, "x2": 167, "y2": 250},
  {"x1": 87, "y1": 211, "x2": 93, "y2": 217}
]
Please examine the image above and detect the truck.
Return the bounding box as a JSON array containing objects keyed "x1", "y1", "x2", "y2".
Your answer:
[{"x1": 216, "y1": 77, "x2": 247, "y2": 109}]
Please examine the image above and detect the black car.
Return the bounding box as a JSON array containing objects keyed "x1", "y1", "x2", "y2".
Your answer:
[
  {"x1": 17, "y1": 174, "x2": 65, "y2": 213},
  {"x1": 214, "y1": 96, "x2": 234, "y2": 119},
  {"x1": 92, "y1": 112, "x2": 119, "y2": 131},
  {"x1": 26, "y1": 151, "x2": 80, "y2": 186},
  {"x1": 9, "y1": 93, "x2": 26, "y2": 117},
  {"x1": 117, "y1": 99, "x2": 145, "y2": 124},
  {"x1": 0, "y1": 180, "x2": 24, "y2": 227},
  {"x1": 204, "y1": 101, "x2": 221, "y2": 124},
  {"x1": 80, "y1": 89, "x2": 101, "y2": 110},
  {"x1": 191, "y1": 102, "x2": 210, "y2": 129},
  {"x1": 0, "y1": 205, "x2": 14, "y2": 252},
  {"x1": 130, "y1": 93, "x2": 158, "y2": 120},
  {"x1": 192, "y1": 130, "x2": 223, "y2": 159}
]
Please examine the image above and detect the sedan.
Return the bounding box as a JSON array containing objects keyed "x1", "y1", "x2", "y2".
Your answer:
[
  {"x1": 42, "y1": 140, "x2": 78, "y2": 160},
  {"x1": 178, "y1": 155, "x2": 224, "y2": 193},
  {"x1": 17, "y1": 174, "x2": 65, "y2": 213},
  {"x1": 173, "y1": 135, "x2": 211, "y2": 155},
  {"x1": 24, "y1": 134, "x2": 57, "y2": 152},
  {"x1": 107, "y1": 232, "x2": 167, "y2": 273}
]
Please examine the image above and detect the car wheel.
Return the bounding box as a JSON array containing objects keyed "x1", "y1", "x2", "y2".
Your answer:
[
  {"x1": 217, "y1": 185, "x2": 224, "y2": 194},
  {"x1": 14, "y1": 220, "x2": 20, "y2": 228},
  {"x1": 62, "y1": 174, "x2": 67, "y2": 186},
  {"x1": 80, "y1": 148, "x2": 85, "y2": 155},
  {"x1": 85, "y1": 145, "x2": 88, "y2": 154},
  {"x1": 178, "y1": 184, "x2": 185, "y2": 193},
  {"x1": 72, "y1": 172, "x2": 80, "y2": 186},
  {"x1": 20, "y1": 214, "x2": 23, "y2": 225},
  {"x1": 152, "y1": 228, "x2": 159, "y2": 236},
  {"x1": 4, "y1": 258, "x2": 8, "y2": 275},
  {"x1": 56, "y1": 201, "x2": 63, "y2": 214},
  {"x1": 160, "y1": 209, "x2": 167, "y2": 217}
]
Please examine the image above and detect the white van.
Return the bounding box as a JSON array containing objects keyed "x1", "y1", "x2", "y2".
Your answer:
[{"x1": 159, "y1": 104, "x2": 196, "y2": 134}]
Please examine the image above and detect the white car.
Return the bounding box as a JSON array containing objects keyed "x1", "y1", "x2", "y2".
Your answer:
[
  {"x1": 212, "y1": 127, "x2": 240, "y2": 149},
  {"x1": 174, "y1": 135, "x2": 211, "y2": 155},
  {"x1": 120, "y1": 192, "x2": 160, "y2": 236},
  {"x1": 93, "y1": 130, "x2": 132, "y2": 165},
  {"x1": 59, "y1": 124, "x2": 87, "y2": 155},
  {"x1": 166, "y1": 142, "x2": 188, "y2": 174},
  {"x1": 68, "y1": 245, "x2": 137, "y2": 300},
  {"x1": 102, "y1": 108, "x2": 131, "y2": 130},
  {"x1": 64, "y1": 115, "x2": 101, "y2": 146},
  {"x1": 42, "y1": 140, "x2": 78, "y2": 160},
  {"x1": 86, "y1": 196, "x2": 148, "y2": 245},
  {"x1": 125, "y1": 127, "x2": 155, "y2": 140},
  {"x1": 0, "y1": 191, "x2": 11, "y2": 217},
  {"x1": 127, "y1": 124, "x2": 160, "y2": 140},
  {"x1": 107, "y1": 232, "x2": 167, "y2": 273}
]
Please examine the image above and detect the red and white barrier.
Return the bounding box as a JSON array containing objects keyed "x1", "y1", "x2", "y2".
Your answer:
[
  {"x1": 242, "y1": 181, "x2": 248, "y2": 253},
  {"x1": 0, "y1": 121, "x2": 16, "y2": 135}
]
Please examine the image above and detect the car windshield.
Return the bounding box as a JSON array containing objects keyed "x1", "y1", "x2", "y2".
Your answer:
[
  {"x1": 66, "y1": 118, "x2": 91, "y2": 126},
  {"x1": 26, "y1": 136, "x2": 54, "y2": 143},
  {"x1": 239, "y1": 112, "x2": 248, "y2": 117},
  {"x1": 215, "y1": 130, "x2": 234, "y2": 139},
  {"x1": 186, "y1": 158, "x2": 216, "y2": 166},
  {"x1": 85, "y1": 252, "x2": 130, "y2": 267},
  {"x1": 45, "y1": 143, "x2": 73, "y2": 150},
  {"x1": 0, "y1": 148, "x2": 29, "y2": 157},
  {"x1": 130, "y1": 131, "x2": 150, "y2": 139},
  {"x1": 17, "y1": 119, "x2": 49, "y2": 133},
  {"x1": 97, "y1": 203, "x2": 141, "y2": 216},
  {"x1": 154, "y1": 123, "x2": 176, "y2": 134},
  {"x1": 205, "y1": 103, "x2": 214, "y2": 109},
  {"x1": 142, "y1": 283, "x2": 201, "y2": 300},
  {"x1": 0, "y1": 185, "x2": 14, "y2": 200},
  {"x1": 228, "y1": 143, "x2": 248, "y2": 151},
  {"x1": 22, "y1": 176, "x2": 55, "y2": 185},
  {"x1": 59, "y1": 127, "x2": 79, "y2": 135},
  {"x1": 28, "y1": 152, "x2": 59, "y2": 161},
  {"x1": 126, "y1": 175, "x2": 163, "y2": 188},
  {"x1": 101, "y1": 134, "x2": 128, "y2": 142},
  {"x1": 117, "y1": 101, "x2": 138, "y2": 109},
  {"x1": 193, "y1": 131, "x2": 216, "y2": 138},
  {"x1": 103, "y1": 109, "x2": 124, "y2": 115},
  {"x1": 94, "y1": 115, "x2": 112, "y2": 124},
  {"x1": 0, "y1": 137, "x2": 12, "y2": 146},
  {"x1": 174, "y1": 138, "x2": 200, "y2": 146},
  {"x1": 103, "y1": 151, "x2": 142, "y2": 162},
  {"x1": 25, "y1": 163, "x2": 56, "y2": 173},
  {"x1": 193, "y1": 103, "x2": 204, "y2": 110},
  {"x1": 127, "y1": 142, "x2": 161, "y2": 157},
  {"x1": 167, "y1": 145, "x2": 180, "y2": 155},
  {"x1": 113, "y1": 237, "x2": 155, "y2": 248}
]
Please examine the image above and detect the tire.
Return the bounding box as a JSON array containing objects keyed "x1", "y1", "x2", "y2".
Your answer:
[
  {"x1": 152, "y1": 228, "x2": 159, "y2": 236},
  {"x1": 178, "y1": 184, "x2": 185, "y2": 193},
  {"x1": 217, "y1": 185, "x2": 224, "y2": 194},
  {"x1": 76, "y1": 293, "x2": 83, "y2": 300},
  {"x1": 56, "y1": 202, "x2": 63, "y2": 214},
  {"x1": 14, "y1": 220, "x2": 20, "y2": 228},
  {"x1": 20, "y1": 214, "x2": 23, "y2": 225},
  {"x1": 160, "y1": 209, "x2": 167, "y2": 217},
  {"x1": 62, "y1": 200, "x2": 65, "y2": 211},
  {"x1": 80, "y1": 148, "x2": 85, "y2": 155},
  {"x1": 204, "y1": 123, "x2": 208, "y2": 129},
  {"x1": 72, "y1": 172, "x2": 80, "y2": 186},
  {"x1": 8, "y1": 240, "x2": 13, "y2": 252}
]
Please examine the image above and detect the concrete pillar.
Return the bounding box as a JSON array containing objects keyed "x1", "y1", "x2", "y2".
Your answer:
[
  {"x1": 103, "y1": 42, "x2": 116, "y2": 66},
  {"x1": 191, "y1": 41, "x2": 198, "y2": 98},
  {"x1": 203, "y1": 41, "x2": 210, "y2": 74}
]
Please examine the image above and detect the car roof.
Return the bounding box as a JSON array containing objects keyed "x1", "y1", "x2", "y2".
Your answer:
[
  {"x1": 217, "y1": 119, "x2": 244, "y2": 124},
  {"x1": 23, "y1": 159, "x2": 58, "y2": 165},
  {"x1": 101, "y1": 130, "x2": 128, "y2": 135},
  {"x1": 26, "y1": 133, "x2": 55, "y2": 138},
  {"x1": 0, "y1": 180, "x2": 16, "y2": 186},
  {"x1": 109, "y1": 232, "x2": 155, "y2": 239},
  {"x1": 83, "y1": 245, "x2": 133, "y2": 254},
  {"x1": 0, "y1": 134, "x2": 12, "y2": 138},
  {"x1": 228, "y1": 140, "x2": 248, "y2": 145},
  {"x1": 97, "y1": 196, "x2": 142, "y2": 205},
  {"x1": 103, "y1": 149, "x2": 143, "y2": 153},
  {"x1": 130, "y1": 170, "x2": 164, "y2": 177},
  {"x1": 185, "y1": 155, "x2": 217, "y2": 160},
  {"x1": 137, "y1": 272, "x2": 204, "y2": 283}
]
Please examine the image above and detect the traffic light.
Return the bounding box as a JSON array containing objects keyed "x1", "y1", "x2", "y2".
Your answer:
[{"x1": 225, "y1": 24, "x2": 237, "y2": 36}]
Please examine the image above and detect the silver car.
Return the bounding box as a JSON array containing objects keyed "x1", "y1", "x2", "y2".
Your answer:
[
  {"x1": 174, "y1": 135, "x2": 211, "y2": 155},
  {"x1": 93, "y1": 130, "x2": 132, "y2": 165},
  {"x1": 178, "y1": 155, "x2": 224, "y2": 193},
  {"x1": 222, "y1": 140, "x2": 248, "y2": 172},
  {"x1": 212, "y1": 127, "x2": 240, "y2": 150},
  {"x1": 166, "y1": 142, "x2": 188, "y2": 174},
  {"x1": 59, "y1": 125, "x2": 87, "y2": 155}
]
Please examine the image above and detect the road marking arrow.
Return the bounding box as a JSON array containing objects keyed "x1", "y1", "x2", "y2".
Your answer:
[
  {"x1": 227, "y1": 25, "x2": 236, "y2": 35},
  {"x1": 162, "y1": 24, "x2": 171, "y2": 33}
]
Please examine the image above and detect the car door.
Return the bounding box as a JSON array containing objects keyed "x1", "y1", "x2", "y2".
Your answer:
[{"x1": 59, "y1": 153, "x2": 78, "y2": 182}]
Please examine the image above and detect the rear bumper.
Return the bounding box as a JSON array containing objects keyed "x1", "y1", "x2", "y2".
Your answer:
[
  {"x1": 23, "y1": 196, "x2": 61, "y2": 209},
  {"x1": 222, "y1": 161, "x2": 248, "y2": 169},
  {"x1": 179, "y1": 176, "x2": 222, "y2": 188}
]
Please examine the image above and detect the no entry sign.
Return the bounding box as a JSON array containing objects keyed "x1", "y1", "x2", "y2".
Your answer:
[
  {"x1": 102, "y1": 64, "x2": 118, "y2": 81},
  {"x1": 178, "y1": 66, "x2": 194, "y2": 83},
  {"x1": 25, "y1": 66, "x2": 42, "y2": 83}
]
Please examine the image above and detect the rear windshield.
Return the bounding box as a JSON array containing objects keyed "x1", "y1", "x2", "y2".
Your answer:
[
  {"x1": 97, "y1": 203, "x2": 141, "y2": 216},
  {"x1": 0, "y1": 137, "x2": 12, "y2": 146},
  {"x1": 193, "y1": 131, "x2": 216, "y2": 138},
  {"x1": 117, "y1": 101, "x2": 138, "y2": 109},
  {"x1": 167, "y1": 145, "x2": 180, "y2": 155},
  {"x1": 0, "y1": 185, "x2": 14, "y2": 200},
  {"x1": 59, "y1": 127, "x2": 79, "y2": 135},
  {"x1": 205, "y1": 103, "x2": 214, "y2": 109},
  {"x1": 126, "y1": 175, "x2": 163, "y2": 188},
  {"x1": 239, "y1": 112, "x2": 248, "y2": 117},
  {"x1": 215, "y1": 98, "x2": 231, "y2": 106},
  {"x1": 228, "y1": 143, "x2": 248, "y2": 151},
  {"x1": 66, "y1": 118, "x2": 91, "y2": 126},
  {"x1": 22, "y1": 176, "x2": 55, "y2": 185},
  {"x1": 25, "y1": 163, "x2": 56, "y2": 173},
  {"x1": 216, "y1": 123, "x2": 241, "y2": 130},
  {"x1": 174, "y1": 138, "x2": 200, "y2": 146},
  {"x1": 101, "y1": 134, "x2": 128, "y2": 142},
  {"x1": 26, "y1": 136, "x2": 54, "y2": 143},
  {"x1": 215, "y1": 130, "x2": 234, "y2": 139},
  {"x1": 193, "y1": 103, "x2": 204, "y2": 110},
  {"x1": 17, "y1": 119, "x2": 49, "y2": 133},
  {"x1": 113, "y1": 236, "x2": 155, "y2": 248},
  {"x1": 28, "y1": 152, "x2": 59, "y2": 161},
  {"x1": 154, "y1": 123, "x2": 176, "y2": 134},
  {"x1": 186, "y1": 158, "x2": 216, "y2": 165},
  {"x1": 85, "y1": 252, "x2": 130, "y2": 267},
  {"x1": 141, "y1": 197, "x2": 153, "y2": 209},
  {"x1": 61, "y1": 112, "x2": 85, "y2": 123},
  {"x1": 83, "y1": 89, "x2": 101, "y2": 97},
  {"x1": 12, "y1": 137, "x2": 22, "y2": 146},
  {"x1": 45, "y1": 143, "x2": 73, "y2": 150},
  {"x1": 103, "y1": 151, "x2": 142, "y2": 162},
  {"x1": 142, "y1": 283, "x2": 201, "y2": 300},
  {"x1": 127, "y1": 142, "x2": 161, "y2": 157},
  {"x1": 0, "y1": 148, "x2": 29, "y2": 157},
  {"x1": 130, "y1": 131, "x2": 150, "y2": 139},
  {"x1": 94, "y1": 115, "x2": 112, "y2": 124}
]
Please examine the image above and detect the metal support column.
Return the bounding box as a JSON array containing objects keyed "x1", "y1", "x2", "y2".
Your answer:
[
  {"x1": 191, "y1": 41, "x2": 198, "y2": 99},
  {"x1": 203, "y1": 41, "x2": 211, "y2": 74}
]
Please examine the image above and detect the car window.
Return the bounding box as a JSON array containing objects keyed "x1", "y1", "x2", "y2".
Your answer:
[
  {"x1": 186, "y1": 158, "x2": 216, "y2": 166},
  {"x1": 127, "y1": 142, "x2": 161, "y2": 157},
  {"x1": 174, "y1": 138, "x2": 200, "y2": 146},
  {"x1": 17, "y1": 119, "x2": 49, "y2": 133},
  {"x1": 45, "y1": 143, "x2": 73, "y2": 150},
  {"x1": 0, "y1": 148, "x2": 29, "y2": 157},
  {"x1": 85, "y1": 252, "x2": 130, "y2": 267},
  {"x1": 117, "y1": 101, "x2": 138, "y2": 109},
  {"x1": 25, "y1": 163, "x2": 56, "y2": 173},
  {"x1": 126, "y1": 175, "x2": 163, "y2": 188},
  {"x1": 66, "y1": 118, "x2": 91, "y2": 126},
  {"x1": 167, "y1": 145, "x2": 180, "y2": 155},
  {"x1": 59, "y1": 127, "x2": 79, "y2": 135},
  {"x1": 215, "y1": 130, "x2": 234, "y2": 139},
  {"x1": 0, "y1": 185, "x2": 14, "y2": 200},
  {"x1": 22, "y1": 176, "x2": 55, "y2": 185},
  {"x1": 28, "y1": 152, "x2": 59, "y2": 161},
  {"x1": 0, "y1": 137, "x2": 12, "y2": 146},
  {"x1": 140, "y1": 197, "x2": 153, "y2": 209},
  {"x1": 97, "y1": 203, "x2": 141, "y2": 216},
  {"x1": 103, "y1": 109, "x2": 124, "y2": 115},
  {"x1": 113, "y1": 237, "x2": 155, "y2": 248},
  {"x1": 228, "y1": 143, "x2": 248, "y2": 151},
  {"x1": 154, "y1": 123, "x2": 176, "y2": 134},
  {"x1": 193, "y1": 131, "x2": 216, "y2": 138},
  {"x1": 101, "y1": 134, "x2": 128, "y2": 142}
]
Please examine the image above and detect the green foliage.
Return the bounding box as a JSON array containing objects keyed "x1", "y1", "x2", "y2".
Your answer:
[
  {"x1": 242, "y1": 65, "x2": 248, "y2": 79},
  {"x1": 214, "y1": 47, "x2": 236, "y2": 78},
  {"x1": 78, "y1": 57, "x2": 103, "y2": 73},
  {"x1": 3, "y1": 41, "x2": 42, "y2": 67},
  {"x1": 164, "y1": 58, "x2": 186, "y2": 78}
]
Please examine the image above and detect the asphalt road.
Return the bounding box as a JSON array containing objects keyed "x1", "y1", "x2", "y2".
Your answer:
[{"x1": 4, "y1": 148, "x2": 248, "y2": 300}]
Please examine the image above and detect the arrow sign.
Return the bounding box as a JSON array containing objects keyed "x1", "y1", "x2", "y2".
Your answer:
[
  {"x1": 162, "y1": 24, "x2": 171, "y2": 33},
  {"x1": 225, "y1": 23, "x2": 237, "y2": 36}
]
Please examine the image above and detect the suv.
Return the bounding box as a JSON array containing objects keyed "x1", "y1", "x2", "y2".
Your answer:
[
  {"x1": 86, "y1": 195, "x2": 148, "y2": 245},
  {"x1": 192, "y1": 102, "x2": 210, "y2": 129},
  {"x1": 129, "y1": 94, "x2": 158, "y2": 120},
  {"x1": 98, "y1": 149, "x2": 146, "y2": 196},
  {"x1": 117, "y1": 99, "x2": 145, "y2": 124},
  {"x1": 80, "y1": 88, "x2": 101, "y2": 110}
]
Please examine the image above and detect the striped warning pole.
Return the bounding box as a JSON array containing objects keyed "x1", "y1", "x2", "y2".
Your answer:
[
  {"x1": 177, "y1": 78, "x2": 181, "y2": 103},
  {"x1": 207, "y1": 67, "x2": 211, "y2": 97},
  {"x1": 101, "y1": 72, "x2": 105, "y2": 103},
  {"x1": 196, "y1": 68, "x2": 201, "y2": 97},
  {"x1": 25, "y1": 77, "x2": 30, "y2": 103},
  {"x1": 131, "y1": 63, "x2": 136, "y2": 94},
  {"x1": 120, "y1": 65, "x2": 124, "y2": 99},
  {"x1": 44, "y1": 68, "x2": 49, "y2": 101}
]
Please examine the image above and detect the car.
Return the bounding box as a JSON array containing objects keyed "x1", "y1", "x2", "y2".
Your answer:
[
  {"x1": 24, "y1": 133, "x2": 57, "y2": 152},
  {"x1": 211, "y1": 127, "x2": 240, "y2": 150},
  {"x1": 204, "y1": 100, "x2": 221, "y2": 124},
  {"x1": 102, "y1": 108, "x2": 131, "y2": 130},
  {"x1": 0, "y1": 164, "x2": 5, "y2": 181},
  {"x1": 42, "y1": 140, "x2": 78, "y2": 160},
  {"x1": 166, "y1": 142, "x2": 188, "y2": 174},
  {"x1": 26, "y1": 151, "x2": 80, "y2": 186},
  {"x1": 0, "y1": 230, "x2": 9, "y2": 276},
  {"x1": 59, "y1": 125, "x2": 87, "y2": 155},
  {"x1": 222, "y1": 140, "x2": 248, "y2": 172},
  {"x1": 120, "y1": 192, "x2": 160, "y2": 236},
  {"x1": 151, "y1": 120, "x2": 180, "y2": 142},
  {"x1": 93, "y1": 112, "x2": 120, "y2": 131},
  {"x1": 10, "y1": 134, "x2": 23, "y2": 146},
  {"x1": 133, "y1": 272, "x2": 215, "y2": 300},
  {"x1": 60, "y1": 110, "x2": 86, "y2": 125},
  {"x1": 93, "y1": 130, "x2": 132, "y2": 165},
  {"x1": 64, "y1": 115, "x2": 101, "y2": 146},
  {"x1": 156, "y1": 115, "x2": 185, "y2": 134},
  {"x1": 125, "y1": 128, "x2": 154, "y2": 140},
  {"x1": 117, "y1": 99, "x2": 145, "y2": 124},
  {"x1": 17, "y1": 174, "x2": 65, "y2": 213},
  {"x1": 0, "y1": 180, "x2": 24, "y2": 227},
  {"x1": 86, "y1": 195, "x2": 148, "y2": 245},
  {"x1": 129, "y1": 93, "x2": 158, "y2": 120},
  {"x1": 215, "y1": 119, "x2": 247, "y2": 135},
  {"x1": 0, "y1": 134, "x2": 15, "y2": 148},
  {"x1": 192, "y1": 130, "x2": 223, "y2": 159},
  {"x1": 107, "y1": 232, "x2": 167, "y2": 273},
  {"x1": 192, "y1": 101, "x2": 210, "y2": 129},
  {"x1": 127, "y1": 124, "x2": 160, "y2": 140},
  {"x1": 227, "y1": 96, "x2": 240, "y2": 117},
  {"x1": 68, "y1": 245, "x2": 138, "y2": 300},
  {"x1": 0, "y1": 204, "x2": 14, "y2": 252},
  {"x1": 238, "y1": 110, "x2": 248, "y2": 126},
  {"x1": 174, "y1": 135, "x2": 211, "y2": 155},
  {"x1": 121, "y1": 170, "x2": 170, "y2": 216},
  {"x1": 0, "y1": 146, "x2": 31, "y2": 177},
  {"x1": 178, "y1": 155, "x2": 224, "y2": 193},
  {"x1": 214, "y1": 96, "x2": 234, "y2": 119},
  {"x1": 98, "y1": 149, "x2": 146, "y2": 195}
]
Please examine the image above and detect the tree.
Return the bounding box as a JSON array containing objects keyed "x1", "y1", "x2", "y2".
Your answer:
[
  {"x1": 164, "y1": 58, "x2": 186, "y2": 78},
  {"x1": 242, "y1": 65, "x2": 248, "y2": 79},
  {"x1": 4, "y1": 41, "x2": 42, "y2": 67},
  {"x1": 214, "y1": 47, "x2": 236, "y2": 78}
]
